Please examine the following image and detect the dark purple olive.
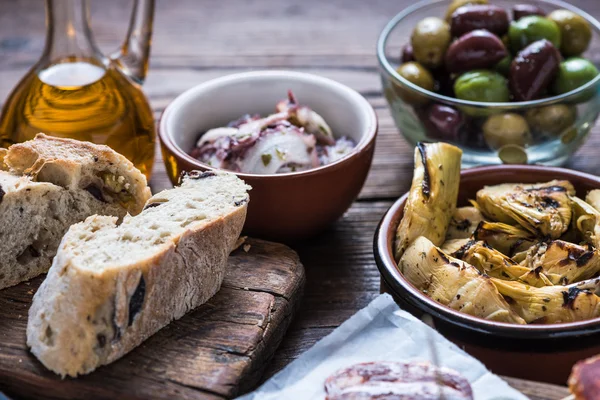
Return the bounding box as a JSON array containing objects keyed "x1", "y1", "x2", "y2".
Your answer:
[
  {"x1": 509, "y1": 39, "x2": 561, "y2": 101},
  {"x1": 450, "y1": 5, "x2": 509, "y2": 37},
  {"x1": 461, "y1": 121, "x2": 488, "y2": 149},
  {"x1": 512, "y1": 4, "x2": 545, "y2": 21},
  {"x1": 445, "y1": 30, "x2": 508, "y2": 73},
  {"x1": 401, "y1": 44, "x2": 415, "y2": 63},
  {"x1": 420, "y1": 104, "x2": 465, "y2": 141},
  {"x1": 433, "y1": 68, "x2": 455, "y2": 97}
]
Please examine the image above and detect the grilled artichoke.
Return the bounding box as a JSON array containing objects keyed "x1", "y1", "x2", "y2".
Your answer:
[
  {"x1": 441, "y1": 238, "x2": 471, "y2": 254},
  {"x1": 571, "y1": 196, "x2": 600, "y2": 249},
  {"x1": 451, "y1": 240, "x2": 551, "y2": 287},
  {"x1": 521, "y1": 240, "x2": 600, "y2": 285},
  {"x1": 400, "y1": 236, "x2": 526, "y2": 324},
  {"x1": 473, "y1": 221, "x2": 537, "y2": 257},
  {"x1": 394, "y1": 143, "x2": 462, "y2": 261},
  {"x1": 475, "y1": 181, "x2": 575, "y2": 238},
  {"x1": 586, "y1": 189, "x2": 600, "y2": 212},
  {"x1": 491, "y1": 279, "x2": 600, "y2": 323},
  {"x1": 446, "y1": 206, "x2": 485, "y2": 240},
  {"x1": 568, "y1": 277, "x2": 600, "y2": 296}
]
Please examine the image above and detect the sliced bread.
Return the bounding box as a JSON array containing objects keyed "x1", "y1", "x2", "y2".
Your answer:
[
  {"x1": 0, "y1": 134, "x2": 150, "y2": 289},
  {"x1": 27, "y1": 171, "x2": 250, "y2": 377}
]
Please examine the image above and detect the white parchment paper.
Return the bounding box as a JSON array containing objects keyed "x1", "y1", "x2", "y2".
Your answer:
[{"x1": 238, "y1": 294, "x2": 528, "y2": 400}]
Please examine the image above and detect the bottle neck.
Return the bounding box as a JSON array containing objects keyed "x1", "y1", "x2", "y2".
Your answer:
[{"x1": 42, "y1": 0, "x2": 103, "y2": 65}]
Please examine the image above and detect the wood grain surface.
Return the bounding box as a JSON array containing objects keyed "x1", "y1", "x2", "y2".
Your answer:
[
  {"x1": 0, "y1": 239, "x2": 304, "y2": 400},
  {"x1": 1, "y1": 0, "x2": 597, "y2": 399}
]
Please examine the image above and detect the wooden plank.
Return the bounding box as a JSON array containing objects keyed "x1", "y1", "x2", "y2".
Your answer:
[
  {"x1": 0, "y1": 238, "x2": 305, "y2": 400},
  {"x1": 503, "y1": 377, "x2": 571, "y2": 400}
]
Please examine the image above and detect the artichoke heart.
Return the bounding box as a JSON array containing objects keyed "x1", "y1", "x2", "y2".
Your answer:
[
  {"x1": 475, "y1": 180, "x2": 575, "y2": 239},
  {"x1": 491, "y1": 279, "x2": 600, "y2": 324},
  {"x1": 394, "y1": 143, "x2": 462, "y2": 261},
  {"x1": 586, "y1": 189, "x2": 600, "y2": 212},
  {"x1": 441, "y1": 238, "x2": 471, "y2": 254},
  {"x1": 571, "y1": 196, "x2": 600, "y2": 248},
  {"x1": 568, "y1": 277, "x2": 600, "y2": 296},
  {"x1": 399, "y1": 236, "x2": 526, "y2": 324},
  {"x1": 473, "y1": 221, "x2": 537, "y2": 257},
  {"x1": 521, "y1": 240, "x2": 600, "y2": 285},
  {"x1": 451, "y1": 240, "x2": 551, "y2": 287},
  {"x1": 446, "y1": 206, "x2": 485, "y2": 240}
]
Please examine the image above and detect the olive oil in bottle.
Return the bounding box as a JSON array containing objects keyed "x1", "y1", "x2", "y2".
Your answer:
[
  {"x1": 0, "y1": 60, "x2": 155, "y2": 178},
  {"x1": 0, "y1": 0, "x2": 156, "y2": 178}
]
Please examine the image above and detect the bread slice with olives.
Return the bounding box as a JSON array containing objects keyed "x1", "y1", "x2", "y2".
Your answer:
[
  {"x1": 0, "y1": 134, "x2": 150, "y2": 289},
  {"x1": 27, "y1": 171, "x2": 250, "y2": 377}
]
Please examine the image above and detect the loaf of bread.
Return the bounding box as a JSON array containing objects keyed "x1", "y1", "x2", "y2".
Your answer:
[
  {"x1": 27, "y1": 171, "x2": 250, "y2": 377},
  {"x1": 0, "y1": 134, "x2": 150, "y2": 289}
]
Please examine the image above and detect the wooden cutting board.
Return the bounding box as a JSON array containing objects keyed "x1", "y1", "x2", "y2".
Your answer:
[{"x1": 0, "y1": 238, "x2": 305, "y2": 400}]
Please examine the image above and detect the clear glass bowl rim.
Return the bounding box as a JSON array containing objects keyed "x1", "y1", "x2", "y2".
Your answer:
[{"x1": 377, "y1": 0, "x2": 600, "y2": 108}]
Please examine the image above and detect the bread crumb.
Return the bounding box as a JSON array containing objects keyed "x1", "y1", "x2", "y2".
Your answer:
[
  {"x1": 243, "y1": 244, "x2": 251, "y2": 253},
  {"x1": 233, "y1": 236, "x2": 247, "y2": 251}
]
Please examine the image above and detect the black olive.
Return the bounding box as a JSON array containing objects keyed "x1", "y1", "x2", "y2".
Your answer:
[
  {"x1": 28, "y1": 245, "x2": 40, "y2": 258},
  {"x1": 128, "y1": 275, "x2": 146, "y2": 326},
  {"x1": 143, "y1": 202, "x2": 164, "y2": 211},
  {"x1": 180, "y1": 170, "x2": 216, "y2": 183},
  {"x1": 85, "y1": 185, "x2": 106, "y2": 203},
  {"x1": 234, "y1": 197, "x2": 248, "y2": 207},
  {"x1": 97, "y1": 333, "x2": 106, "y2": 348}
]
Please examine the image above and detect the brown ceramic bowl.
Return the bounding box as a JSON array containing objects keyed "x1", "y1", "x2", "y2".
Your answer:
[
  {"x1": 159, "y1": 71, "x2": 377, "y2": 241},
  {"x1": 375, "y1": 165, "x2": 600, "y2": 385}
]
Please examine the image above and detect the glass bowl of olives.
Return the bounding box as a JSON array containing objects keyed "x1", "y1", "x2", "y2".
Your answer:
[{"x1": 377, "y1": 0, "x2": 600, "y2": 166}]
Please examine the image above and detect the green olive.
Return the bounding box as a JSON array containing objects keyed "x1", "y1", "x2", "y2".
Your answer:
[
  {"x1": 454, "y1": 70, "x2": 510, "y2": 102},
  {"x1": 525, "y1": 104, "x2": 577, "y2": 136},
  {"x1": 561, "y1": 127, "x2": 578, "y2": 144},
  {"x1": 411, "y1": 17, "x2": 451, "y2": 69},
  {"x1": 508, "y1": 15, "x2": 561, "y2": 53},
  {"x1": 483, "y1": 113, "x2": 531, "y2": 149},
  {"x1": 551, "y1": 57, "x2": 600, "y2": 95},
  {"x1": 396, "y1": 62, "x2": 435, "y2": 90},
  {"x1": 548, "y1": 9, "x2": 592, "y2": 57},
  {"x1": 501, "y1": 34, "x2": 511, "y2": 49},
  {"x1": 494, "y1": 55, "x2": 512, "y2": 76},
  {"x1": 395, "y1": 62, "x2": 435, "y2": 105},
  {"x1": 498, "y1": 145, "x2": 528, "y2": 164},
  {"x1": 444, "y1": 0, "x2": 488, "y2": 22}
]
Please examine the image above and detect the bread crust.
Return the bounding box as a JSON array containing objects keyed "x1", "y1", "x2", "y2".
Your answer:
[
  {"x1": 6, "y1": 133, "x2": 150, "y2": 214},
  {"x1": 27, "y1": 173, "x2": 249, "y2": 377},
  {"x1": 0, "y1": 134, "x2": 150, "y2": 290}
]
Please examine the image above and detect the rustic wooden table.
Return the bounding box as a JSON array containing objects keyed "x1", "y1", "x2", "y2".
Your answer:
[{"x1": 3, "y1": 0, "x2": 600, "y2": 398}]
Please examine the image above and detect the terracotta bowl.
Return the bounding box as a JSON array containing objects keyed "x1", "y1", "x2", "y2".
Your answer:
[
  {"x1": 159, "y1": 71, "x2": 377, "y2": 241},
  {"x1": 374, "y1": 165, "x2": 600, "y2": 385}
]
